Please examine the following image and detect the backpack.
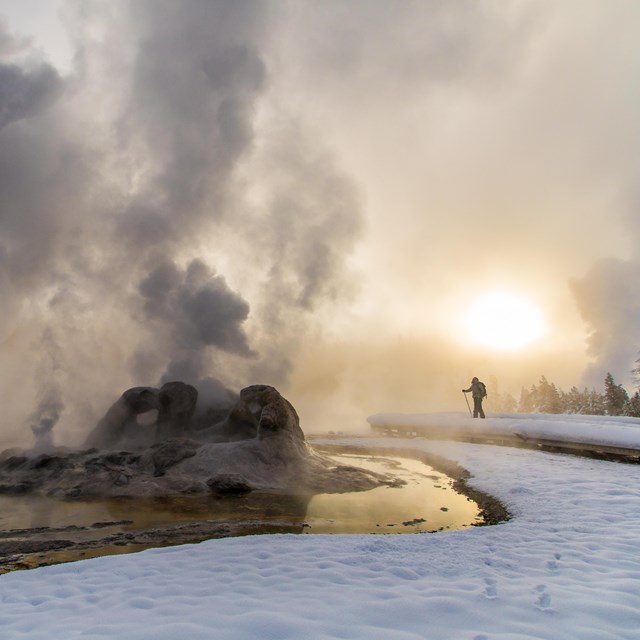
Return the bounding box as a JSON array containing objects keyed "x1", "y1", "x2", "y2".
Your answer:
[{"x1": 478, "y1": 381, "x2": 487, "y2": 397}]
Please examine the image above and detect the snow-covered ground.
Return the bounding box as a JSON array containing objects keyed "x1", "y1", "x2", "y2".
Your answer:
[{"x1": 2, "y1": 414, "x2": 640, "y2": 639}]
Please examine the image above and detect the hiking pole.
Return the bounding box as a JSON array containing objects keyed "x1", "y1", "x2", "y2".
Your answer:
[{"x1": 463, "y1": 391, "x2": 472, "y2": 416}]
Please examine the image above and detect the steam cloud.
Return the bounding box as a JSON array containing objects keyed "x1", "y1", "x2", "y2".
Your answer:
[
  {"x1": 571, "y1": 259, "x2": 640, "y2": 389},
  {"x1": 0, "y1": 2, "x2": 363, "y2": 447},
  {"x1": 1, "y1": 2, "x2": 638, "y2": 445}
]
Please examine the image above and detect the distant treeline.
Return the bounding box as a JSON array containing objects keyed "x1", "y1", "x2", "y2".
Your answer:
[{"x1": 488, "y1": 372, "x2": 640, "y2": 418}]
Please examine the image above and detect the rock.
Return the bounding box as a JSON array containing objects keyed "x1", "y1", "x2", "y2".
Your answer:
[
  {"x1": 146, "y1": 438, "x2": 202, "y2": 476},
  {"x1": 207, "y1": 400, "x2": 259, "y2": 441},
  {"x1": 85, "y1": 382, "x2": 198, "y2": 450},
  {"x1": 102, "y1": 452, "x2": 141, "y2": 466},
  {"x1": 0, "y1": 448, "x2": 26, "y2": 462},
  {"x1": 85, "y1": 386, "x2": 159, "y2": 450},
  {"x1": 213, "y1": 384, "x2": 306, "y2": 448},
  {"x1": 156, "y1": 382, "x2": 198, "y2": 440},
  {"x1": 112, "y1": 473, "x2": 130, "y2": 486},
  {"x1": 28, "y1": 454, "x2": 71, "y2": 473},
  {"x1": 176, "y1": 385, "x2": 382, "y2": 494},
  {"x1": 242, "y1": 384, "x2": 305, "y2": 443},
  {"x1": 1, "y1": 456, "x2": 27, "y2": 471},
  {"x1": 207, "y1": 473, "x2": 252, "y2": 494},
  {"x1": 0, "y1": 481, "x2": 34, "y2": 494}
]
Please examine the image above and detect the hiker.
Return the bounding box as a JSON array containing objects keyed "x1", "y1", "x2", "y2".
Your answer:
[{"x1": 463, "y1": 377, "x2": 487, "y2": 418}]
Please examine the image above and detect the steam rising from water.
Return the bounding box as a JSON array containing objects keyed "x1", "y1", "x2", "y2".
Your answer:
[{"x1": 0, "y1": 2, "x2": 362, "y2": 447}]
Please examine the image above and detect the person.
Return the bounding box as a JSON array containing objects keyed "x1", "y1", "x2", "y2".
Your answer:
[{"x1": 463, "y1": 377, "x2": 487, "y2": 418}]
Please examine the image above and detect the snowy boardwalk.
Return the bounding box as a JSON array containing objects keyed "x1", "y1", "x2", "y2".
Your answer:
[{"x1": 369, "y1": 411, "x2": 640, "y2": 459}]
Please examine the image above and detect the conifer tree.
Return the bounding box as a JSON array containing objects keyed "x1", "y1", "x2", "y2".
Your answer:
[
  {"x1": 563, "y1": 386, "x2": 586, "y2": 414},
  {"x1": 604, "y1": 372, "x2": 629, "y2": 416},
  {"x1": 625, "y1": 391, "x2": 640, "y2": 418},
  {"x1": 586, "y1": 388, "x2": 606, "y2": 415},
  {"x1": 536, "y1": 376, "x2": 563, "y2": 413},
  {"x1": 518, "y1": 387, "x2": 531, "y2": 412},
  {"x1": 492, "y1": 390, "x2": 517, "y2": 412},
  {"x1": 514, "y1": 377, "x2": 611, "y2": 416},
  {"x1": 633, "y1": 353, "x2": 640, "y2": 389},
  {"x1": 500, "y1": 392, "x2": 518, "y2": 413}
]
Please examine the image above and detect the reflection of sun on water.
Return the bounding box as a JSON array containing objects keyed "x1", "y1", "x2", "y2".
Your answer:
[
  {"x1": 305, "y1": 455, "x2": 481, "y2": 534},
  {"x1": 463, "y1": 290, "x2": 546, "y2": 351}
]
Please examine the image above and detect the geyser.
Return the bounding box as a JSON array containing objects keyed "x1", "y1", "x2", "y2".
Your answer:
[{"x1": 0, "y1": 383, "x2": 397, "y2": 499}]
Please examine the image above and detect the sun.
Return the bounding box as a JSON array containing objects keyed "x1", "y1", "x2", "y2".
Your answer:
[{"x1": 463, "y1": 291, "x2": 546, "y2": 350}]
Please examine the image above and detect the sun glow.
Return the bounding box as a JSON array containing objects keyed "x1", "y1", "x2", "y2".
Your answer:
[{"x1": 463, "y1": 291, "x2": 546, "y2": 351}]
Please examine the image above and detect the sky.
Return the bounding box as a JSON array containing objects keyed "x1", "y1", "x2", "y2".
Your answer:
[
  {"x1": 2, "y1": 419, "x2": 640, "y2": 639},
  {"x1": 1, "y1": 1, "x2": 640, "y2": 446}
]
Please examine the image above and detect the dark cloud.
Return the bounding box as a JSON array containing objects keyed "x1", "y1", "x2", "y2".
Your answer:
[
  {"x1": 139, "y1": 258, "x2": 254, "y2": 368},
  {"x1": 0, "y1": 13, "x2": 63, "y2": 130},
  {"x1": 181, "y1": 279, "x2": 252, "y2": 353},
  {"x1": 138, "y1": 259, "x2": 182, "y2": 308},
  {"x1": 0, "y1": 61, "x2": 62, "y2": 130},
  {"x1": 0, "y1": 47, "x2": 69, "y2": 287}
]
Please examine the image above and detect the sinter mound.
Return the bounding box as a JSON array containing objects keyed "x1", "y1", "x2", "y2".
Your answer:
[{"x1": 0, "y1": 384, "x2": 399, "y2": 498}]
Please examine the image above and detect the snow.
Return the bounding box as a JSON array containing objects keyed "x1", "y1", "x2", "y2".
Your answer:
[
  {"x1": 369, "y1": 410, "x2": 640, "y2": 449},
  {"x1": 2, "y1": 414, "x2": 640, "y2": 639}
]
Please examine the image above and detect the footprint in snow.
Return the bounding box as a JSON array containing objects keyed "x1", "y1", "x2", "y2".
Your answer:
[
  {"x1": 509, "y1": 486, "x2": 534, "y2": 495},
  {"x1": 546, "y1": 552, "x2": 561, "y2": 570},
  {"x1": 483, "y1": 577, "x2": 498, "y2": 600},
  {"x1": 534, "y1": 584, "x2": 552, "y2": 611}
]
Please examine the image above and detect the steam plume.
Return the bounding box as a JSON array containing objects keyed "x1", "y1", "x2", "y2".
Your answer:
[
  {"x1": 0, "y1": 2, "x2": 363, "y2": 447},
  {"x1": 570, "y1": 259, "x2": 640, "y2": 389}
]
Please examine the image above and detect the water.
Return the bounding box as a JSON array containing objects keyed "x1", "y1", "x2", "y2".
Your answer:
[
  {"x1": 0, "y1": 454, "x2": 482, "y2": 571},
  {"x1": 305, "y1": 454, "x2": 481, "y2": 533}
]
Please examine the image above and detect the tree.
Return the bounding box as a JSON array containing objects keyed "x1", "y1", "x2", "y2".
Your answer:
[
  {"x1": 491, "y1": 391, "x2": 518, "y2": 412},
  {"x1": 604, "y1": 372, "x2": 629, "y2": 416},
  {"x1": 500, "y1": 392, "x2": 518, "y2": 413},
  {"x1": 532, "y1": 376, "x2": 563, "y2": 414},
  {"x1": 518, "y1": 386, "x2": 534, "y2": 413},
  {"x1": 624, "y1": 391, "x2": 640, "y2": 418},
  {"x1": 563, "y1": 386, "x2": 586, "y2": 414},
  {"x1": 633, "y1": 353, "x2": 640, "y2": 389},
  {"x1": 585, "y1": 388, "x2": 606, "y2": 415}
]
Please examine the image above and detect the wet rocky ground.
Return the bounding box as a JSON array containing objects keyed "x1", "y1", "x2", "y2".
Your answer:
[
  {"x1": 0, "y1": 445, "x2": 510, "y2": 574},
  {"x1": 0, "y1": 517, "x2": 304, "y2": 574}
]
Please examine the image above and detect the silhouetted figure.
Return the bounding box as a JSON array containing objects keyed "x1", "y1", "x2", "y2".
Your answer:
[{"x1": 463, "y1": 377, "x2": 487, "y2": 418}]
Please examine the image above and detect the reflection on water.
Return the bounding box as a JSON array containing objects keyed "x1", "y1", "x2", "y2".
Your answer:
[
  {"x1": 0, "y1": 491, "x2": 311, "y2": 540},
  {"x1": 0, "y1": 454, "x2": 482, "y2": 570},
  {"x1": 0, "y1": 454, "x2": 480, "y2": 537},
  {"x1": 305, "y1": 454, "x2": 481, "y2": 533}
]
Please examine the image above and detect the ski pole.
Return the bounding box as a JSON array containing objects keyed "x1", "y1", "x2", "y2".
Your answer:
[{"x1": 463, "y1": 391, "x2": 472, "y2": 416}]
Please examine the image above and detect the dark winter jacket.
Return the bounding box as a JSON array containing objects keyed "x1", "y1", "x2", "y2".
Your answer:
[{"x1": 464, "y1": 380, "x2": 487, "y2": 399}]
